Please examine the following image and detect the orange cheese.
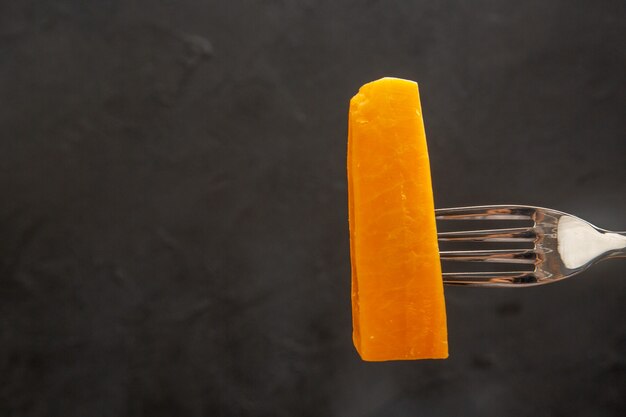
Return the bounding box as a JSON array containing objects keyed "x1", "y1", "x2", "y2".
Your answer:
[{"x1": 347, "y1": 77, "x2": 448, "y2": 361}]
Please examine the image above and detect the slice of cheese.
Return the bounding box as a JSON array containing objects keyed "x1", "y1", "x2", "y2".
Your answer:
[{"x1": 347, "y1": 77, "x2": 448, "y2": 361}]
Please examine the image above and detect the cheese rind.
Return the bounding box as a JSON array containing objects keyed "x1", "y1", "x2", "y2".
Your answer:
[{"x1": 348, "y1": 77, "x2": 448, "y2": 361}]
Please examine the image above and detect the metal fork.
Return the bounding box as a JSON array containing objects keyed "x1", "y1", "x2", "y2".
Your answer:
[{"x1": 436, "y1": 205, "x2": 626, "y2": 287}]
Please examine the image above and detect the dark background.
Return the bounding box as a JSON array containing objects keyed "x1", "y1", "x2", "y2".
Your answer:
[{"x1": 1, "y1": 1, "x2": 625, "y2": 416}]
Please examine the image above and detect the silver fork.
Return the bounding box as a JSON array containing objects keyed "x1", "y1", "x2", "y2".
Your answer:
[{"x1": 436, "y1": 205, "x2": 626, "y2": 287}]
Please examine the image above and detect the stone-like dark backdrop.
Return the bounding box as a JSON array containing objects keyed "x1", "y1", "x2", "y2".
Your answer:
[{"x1": 1, "y1": 1, "x2": 625, "y2": 416}]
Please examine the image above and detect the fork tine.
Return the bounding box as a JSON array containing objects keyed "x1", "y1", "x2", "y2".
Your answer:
[
  {"x1": 435, "y1": 205, "x2": 536, "y2": 220},
  {"x1": 442, "y1": 271, "x2": 539, "y2": 286},
  {"x1": 437, "y1": 227, "x2": 536, "y2": 242},
  {"x1": 439, "y1": 249, "x2": 538, "y2": 264}
]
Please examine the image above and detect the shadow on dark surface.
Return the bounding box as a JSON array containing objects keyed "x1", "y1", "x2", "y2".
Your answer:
[{"x1": 1, "y1": 1, "x2": 625, "y2": 416}]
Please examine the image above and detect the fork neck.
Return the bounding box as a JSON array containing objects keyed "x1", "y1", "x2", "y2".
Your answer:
[
  {"x1": 557, "y1": 216, "x2": 626, "y2": 268},
  {"x1": 605, "y1": 231, "x2": 626, "y2": 260}
]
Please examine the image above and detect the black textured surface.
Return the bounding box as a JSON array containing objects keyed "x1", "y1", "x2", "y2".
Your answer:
[{"x1": 1, "y1": 1, "x2": 625, "y2": 416}]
